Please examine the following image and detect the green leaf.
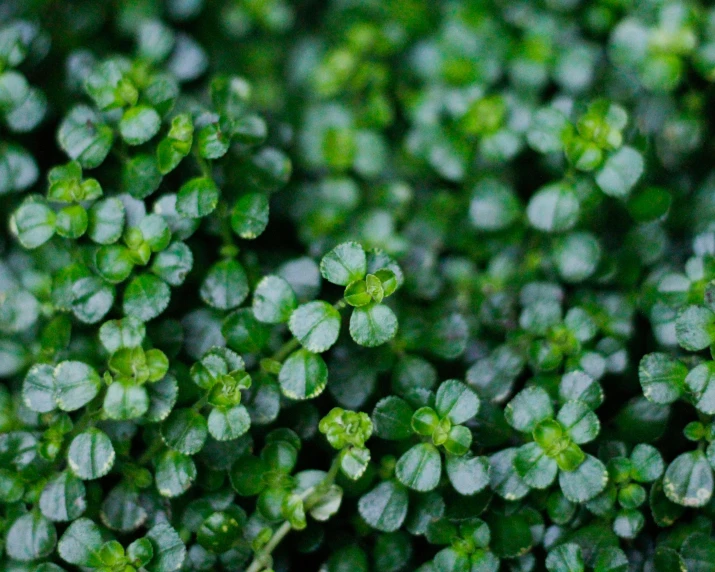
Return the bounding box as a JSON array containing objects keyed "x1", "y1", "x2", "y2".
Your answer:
[
  {"x1": 372, "y1": 396, "x2": 414, "y2": 440},
  {"x1": 71, "y1": 276, "x2": 115, "y2": 324},
  {"x1": 222, "y1": 308, "x2": 270, "y2": 353},
  {"x1": 489, "y1": 448, "x2": 530, "y2": 501},
  {"x1": 58, "y1": 106, "x2": 113, "y2": 168},
  {"x1": 88, "y1": 197, "x2": 125, "y2": 244},
  {"x1": 208, "y1": 404, "x2": 251, "y2": 441},
  {"x1": 151, "y1": 241, "x2": 193, "y2": 286},
  {"x1": 229, "y1": 455, "x2": 269, "y2": 496},
  {"x1": 358, "y1": 480, "x2": 409, "y2": 532},
  {"x1": 12, "y1": 198, "x2": 55, "y2": 248},
  {"x1": 155, "y1": 450, "x2": 196, "y2": 497},
  {"x1": 54, "y1": 360, "x2": 101, "y2": 411},
  {"x1": 120, "y1": 105, "x2": 161, "y2": 145},
  {"x1": 123, "y1": 153, "x2": 162, "y2": 199},
  {"x1": 349, "y1": 303, "x2": 398, "y2": 347},
  {"x1": 103, "y1": 380, "x2": 149, "y2": 420},
  {"x1": 197, "y1": 122, "x2": 229, "y2": 159},
  {"x1": 557, "y1": 401, "x2": 600, "y2": 444},
  {"x1": 289, "y1": 300, "x2": 341, "y2": 353},
  {"x1": 99, "y1": 316, "x2": 145, "y2": 353},
  {"x1": 161, "y1": 408, "x2": 208, "y2": 455},
  {"x1": 612, "y1": 508, "x2": 644, "y2": 539},
  {"x1": 546, "y1": 543, "x2": 584, "y2": 572},
  {"x1": 505, "y1": 386, "x2": 554, "y2": 433},
  {"x1": 177, "y1": 177, "x2": 219, "y2": 218},
  {"x1": 231, "y1": 192, "x2": 269, "y2": 239},
  {"x1": 514, "y1": 442, "x2": 559, "y2": 489},
  {"x1": 197, "y1": 510, "x2": 243, "y2": 553},
  {"x1": 278, "y1": 349, "x2": 328, "y2": 400},
  {"x1": 22, "y1": 363, "x2": 56, "y2": 413},
  {"x1": 146, "y1": 374, "x2": 179, "y2": 422},
  {"x1": 145, "y1": 522, "x2": 186, "y2": 572},
  {"x1": 675, "y1": 305, "x2": 715, "y2": 352},
  {"x1": 96, "y1": 245, "x2": 134, "y2": 283},
  {"x1": 630, "y1": 444, "x2": 664, "y2": 483},
  {"x1": 58, "y1": 518, "x2": 103, "y2": 567},
  {"x1": 527, "y1": 108, "x2": 571, "y2": 154},
  {"x1": 124, "y1": 273, "x2": 171, "y2": 321},
  {"x1": 559, "y1": 454, "x2": 608, "y2": 503},
  {"x1": 469, "y1": 178, "x2": 521, "y2": 231},
  {"x1": 638, "y1": 353, "x2": 687, "y2": 404},
  {"x1": 486, "y1": 511, "x2": 533, "y2": 558},
  {"x1": 252, "y1": 275, "x2": 297, "y2": 323},
  {"x1": 685, "y1": 362, "x2": 715, "y2": 414},
  {"x1": 527, "y1": 184, "x2": 580, "y2": 233},
  {"x1": 681, "y1": 533, "x2": 715, "y2": 572},
  {"x1": 6, "y1": 512, "x2": 57, "y2": 562},
  {"x1": 320, "y1": 241, "x2": 367, "y2": 285},
  {"x1": 68, "y1": 428, "x2": 116, "y2": 480},
  {"x1": 200, "y1": 258, "x2": 249, "y2": 310},
  {"x1": 39, "y1": 471, "x2": 87, "y2": 522},
  {"x1": 445, "y1": 454, "x2": 490, "y2": 495},
  {"x1": 554, "y1": 232, "x2": 601, "y2": 283},
  {"x1": 396, "y1": 443, "x2": 442, "y2": 492},
  {"x1": 663, "y1": 450, "x2": 713, "y2": 507},
  {"x1": 595, "y1": 146, "x2": 644, "y2": 198},
  {"x1": 101, "y1": 482, "x2": 147, "y2": 532},
  {"x1": 435, "y1": 379, "x2": 480, "y2": 425},
  {"x1": 559, "y1": 371, "x2": 603, "y2": 409}
]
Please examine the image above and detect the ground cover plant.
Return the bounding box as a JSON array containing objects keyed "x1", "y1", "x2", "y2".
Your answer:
[{"x1": 1, "y1": 0, "x2": 715, "y2": 570}]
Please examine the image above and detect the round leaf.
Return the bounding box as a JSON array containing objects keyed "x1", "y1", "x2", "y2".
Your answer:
[
  {"x1": 6, "y1": 512, "x2": 57, "y2": 562},
  {"x1": 55, "y1": 361, "x2": 101, "y2": 411},
  {"x1": 320, "y1": 241, "x2": 367, "y2": 285},
  {"x1": 663, "y1": 450, "x2": 713, "y2": 507},
  {"x1": 278, "y1": 349, "x2": 328, "y2": 400},
  {"x1": 124, "y1": 273, "x2": 171, "y2": 321},
  {"x1": 396, "y1": 443, "x2": 442, "y2": 492},
  {"x1": 208, "y1": 405, "x2": 251, "y2": 441},
  {"x1": 39, "y1": 471, "x2": 87, "y2": 522},
  {"x1": 349, "y1": 303, "x2": 398, "y2": 347},
  {"x1": 200, "y1": 258, "x2": 249, "y2": 310},
  {"x1": 559, "y1": 454, "x2": 608, "y2": 503},
  {"x1": 68, "y1": 428, "x2": 116, "y2": 480},
  {"x1": 445, "y1": 454, "x2": 490, "y2": 495},
  {"x1": 161, "y1": 408, "x2": 208, "y2": 455},
  {"x1": 358, "y1": 480, "x2": 409, "y2": 532},
  {"x1": 252, "y1": 275, "x2": 297, "y2": 323},
  {"x1": 435, "y1": 379, "x2": 480, "y2": 425},
  {"x1": 289, "y1": 301, "x2": 341, "y2": 353}
]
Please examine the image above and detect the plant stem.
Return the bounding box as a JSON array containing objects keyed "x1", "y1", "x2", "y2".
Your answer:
[
  {"x1": 245, "y1": 455, "x2": 342, "y2": 572},
  {"x1": 270, "y1": 337, "x2": 300, "y2": 362},
  {"x1": 245, "y1": 520, "x2": 292, "y2": 572}
]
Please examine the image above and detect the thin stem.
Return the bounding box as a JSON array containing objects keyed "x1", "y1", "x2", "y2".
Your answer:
[
  {"x1": 245, "y1": 521, "x2": 292, "y2": 572},
  {"x1": 270, "y1": 337, "x2": 300, "y2": 363},
  {"x1": 138, "y1": 436, "x2": 165, "y2": 466},
  {"x1": 244, "y1": 455, "x2": 342, "y2": 572}
]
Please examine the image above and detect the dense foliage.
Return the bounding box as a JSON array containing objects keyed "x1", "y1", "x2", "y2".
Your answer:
[{"x1": 2, "y1": 0, "x2": 715, "y2": 570}]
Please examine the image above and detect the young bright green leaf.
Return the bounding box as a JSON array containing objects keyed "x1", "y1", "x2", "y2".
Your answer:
[
  {"x1": 68, "y1": 428, "x2": 116, "y2": 480},
  {"x1": 396, "y1": 442, "x2": 442, "y2": 492},
  {"x1": 289, "y1": 300, "x2": 341, "y2": 353},
  {"x1": 278, "y1": 349, "x2": 328, "y2": 399}
]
